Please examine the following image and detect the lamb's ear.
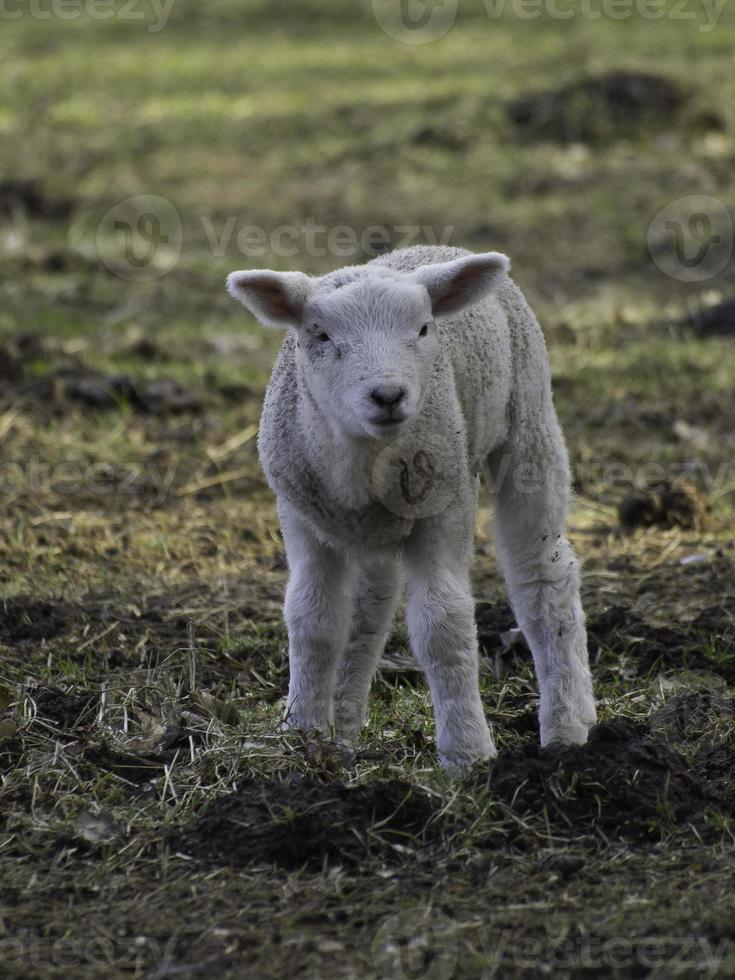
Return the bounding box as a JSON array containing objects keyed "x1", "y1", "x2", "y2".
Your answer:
[
  {"x1": 226, "y1": 269, "x2": 314, "y2": 328},
  {"x1": 412, "y1": 251, "x2": 510, "y2": 317}
]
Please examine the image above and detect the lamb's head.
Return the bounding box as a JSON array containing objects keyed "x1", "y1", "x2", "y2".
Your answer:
[{"x1": 227, "y1": 251, "x2": 509, "y2": 440}]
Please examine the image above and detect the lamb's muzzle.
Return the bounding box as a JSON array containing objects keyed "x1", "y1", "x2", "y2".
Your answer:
[{"x1": 227, "y1": 245, "x2": 597, "y2": 772}]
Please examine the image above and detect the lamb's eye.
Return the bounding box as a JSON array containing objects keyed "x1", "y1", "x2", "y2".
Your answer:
[
  {"x1": 314, "y1": 328, "x2": 330, "y2": 343},
  {"x1": 419, "y1": 323, "x2": 429, "y2": 338}
]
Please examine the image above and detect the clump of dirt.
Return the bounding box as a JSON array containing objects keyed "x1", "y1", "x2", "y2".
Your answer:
[
  {"x1": 174, "y1": 776, "x2": 440, "y2": 871},
  {"x1": 31, "y1": 687, "x2": 95, "y2": 730},
  {"x1": 0, "y1": 346, "x2": 24, "y2": 384},
  {"x1": 0, "y1": 178, "x2": 73, "y2": 221},
  {"x1": 617, "y1": 481, "x2": 707, "y2": 530},
  {"x1": 587, "y1": 605, "x2": 735, "y2": 681},
  {"x1": 649, "y1": 690, "x2": 735, "y2": 749},
  {"x1": 507, "y1": 71, "x2": 685, "y2": 144},
  {"x1": 485, "y1": 706, "x2": 734, "y2": 844},
  {"x1": 0, "y1": 335, "x2": 204, "y2": 414},
  {"x1": 81, "y1": 743, "x2": 167, "y2": 785},
  {"x1": 0, "y1": 596, "x2": 71, "y2": 645},
  {"x1": 21, "y1": 369, "x2": 203, "y2": 414},
  {"x1": 688, "y1": 295, "x2": 735, "y2": 337},
  {"x1": 691, "y1": 740, "x2": 735, "y2": 801}
]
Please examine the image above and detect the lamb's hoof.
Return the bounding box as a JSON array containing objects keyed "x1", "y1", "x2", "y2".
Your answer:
[
  {"x1": 333, "y1": 736, "x2": 357, "y2": 766},
  {"x1": 439, "y1": 742, "x2": 498, "y2": 776},
  {"x1": 281, "y1": 724, "x2": 356, "y2": 769},
  {"x1": 541, "y1": 721, "x2": 592, "y2": 750},
  {"x1": 300, "y1": 736, "x2": 356, "y2": 770}
]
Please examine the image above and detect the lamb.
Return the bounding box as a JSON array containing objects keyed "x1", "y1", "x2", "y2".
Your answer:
[{"x1": 227, "y1": 245, "x2": 596, "y2": 772}]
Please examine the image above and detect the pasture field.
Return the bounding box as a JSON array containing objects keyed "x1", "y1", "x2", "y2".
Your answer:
[{"x1": 1, "y1": 2, "x2": 735, "y2": 976}]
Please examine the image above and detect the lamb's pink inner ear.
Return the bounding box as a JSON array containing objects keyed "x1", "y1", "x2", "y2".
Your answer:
[
  {"x1": 436, "y1": 264, "x2": 484, "y2": 309},
  {"x1": 227, "y1": 270, "x2": 314, "y2": 328},
  {"x1": 245, "y1": 276, "x2": 297, "y2": 320},
  {"x1": 416, "y1": 252, "x2": 510, "y2": 317}
]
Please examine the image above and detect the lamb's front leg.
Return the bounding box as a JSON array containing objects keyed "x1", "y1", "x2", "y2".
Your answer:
[
  {"x1": 488, "y1": 431, "x2": 597, "y2": 747},
  {"x1": 333, "y1": 553, "x2": 402, "y2": 746},
  {"x1": 280, "y1": 505, "x2": 353, "y2": 732},
  {"x1": 405, "y1": 516, "x2": 496, "y2": 773}
]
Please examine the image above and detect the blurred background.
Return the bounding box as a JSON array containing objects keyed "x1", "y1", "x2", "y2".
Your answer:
[
  {"x1": 1, "y1": 3, "x2": 735, "y2": 975},
  {"x1": 1, "y1": 0, "x2": 733, "y2": 605}
]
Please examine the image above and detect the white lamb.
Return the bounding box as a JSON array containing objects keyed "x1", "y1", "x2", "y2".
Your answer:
[{"x1": 227, "y1": 245, "x2": 596, "y2": 772}]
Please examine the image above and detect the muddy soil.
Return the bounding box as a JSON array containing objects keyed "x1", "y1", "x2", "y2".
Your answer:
[
  {"x1": 0, "y1": 596, "x2": 72, "y2": 644},
  {"x1": 0, "y1": 332, "x2": 209, "y2": 415},
  {"x1": 689, "y1": 296, "x2": 735, "y2": 337},
  {"x1": 484, "y1": 705, "x2": 735, "y2": 845},
  {"x1": 174, "y1": 776, "x2": 441, "y2": 871},
  {"x1": 169, "y1": 692, "x2": 735, "y2": 880},
  {"x1": 587, "y1": 604, "x2": 735, "y2": 681},
  {"x1": 507, "y1": 70, "x2": 686, "y2": 144},
  {"x1": 0, "y1": 178, "x2": 73, "y2": 221}
]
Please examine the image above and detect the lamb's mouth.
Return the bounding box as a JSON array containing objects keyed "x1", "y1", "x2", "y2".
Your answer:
[{"x1": 365, "y1": 415, "x2": 409, "y2": 438}]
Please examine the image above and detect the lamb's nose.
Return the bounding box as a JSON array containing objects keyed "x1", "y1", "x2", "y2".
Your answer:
[{"x1": 370, "y1": 385, "x2": 406, "y2": 409}]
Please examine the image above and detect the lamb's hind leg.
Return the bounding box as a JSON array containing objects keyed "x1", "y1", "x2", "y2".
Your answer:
[
  {"x1": 488, "y1": 433, "x2": 596, "y2": 747},
  {"x1": 333, "y1": 554, "x2": 402, "y2": 746}
]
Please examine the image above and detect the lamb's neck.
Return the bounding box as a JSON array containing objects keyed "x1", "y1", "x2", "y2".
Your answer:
[{"x1": 296, "y1": 370, "x2": 379, "y2": 510}]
